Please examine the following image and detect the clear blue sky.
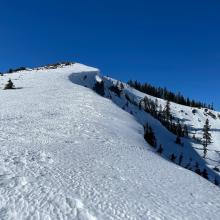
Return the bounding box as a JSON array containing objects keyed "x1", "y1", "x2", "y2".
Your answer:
[{"x1": 1, "y1": 0, "x2": 220, "y2": 109}]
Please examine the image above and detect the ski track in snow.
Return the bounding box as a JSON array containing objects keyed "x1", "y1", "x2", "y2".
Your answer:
[{"x1": 0, "y1": 63, "x2": 220, "y2": 219}]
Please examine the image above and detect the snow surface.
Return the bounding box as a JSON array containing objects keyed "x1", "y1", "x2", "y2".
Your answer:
[
  {"x1": 0, "y1": 63, "x2": 220, "y2": 220},
  {"x1": 95, "y1": 76, "x2": 220, "y2": 184}
]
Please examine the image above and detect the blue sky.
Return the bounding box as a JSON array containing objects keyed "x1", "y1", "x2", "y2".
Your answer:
[{"x1": 1, "y1": 0, "x2": 220, "y2": 109}]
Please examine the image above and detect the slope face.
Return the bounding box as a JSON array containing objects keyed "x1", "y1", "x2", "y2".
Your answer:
[
  {"x1": 0, "y1": 63, "x2": 220, "y2": 220},
  {"x1": 91, "y1": 76, "x2": 220, "y2": 184}
]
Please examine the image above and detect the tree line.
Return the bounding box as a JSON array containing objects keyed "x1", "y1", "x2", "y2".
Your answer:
[
  {"x1": 93, "y1": 79, "x2": 217, "y2": 185},
  {"x1": 128, "y1": 80, "x2": 214, "y2": 110}
]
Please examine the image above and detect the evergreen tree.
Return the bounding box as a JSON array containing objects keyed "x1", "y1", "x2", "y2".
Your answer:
[
  {"x1": 175, "y1": 135, "x2": 181, "y2": 145},
  {"x1": 201, "y1": 169, "x2": 209, "y2": 179},
  {"x1": 183, "y1": 124, "x2": 189, "y2": 137},
  {"x1": 138, "y1": 101, "x2": 142, "y2": 110},
  {"x1": 202, "y1": 119, "x2": 212, "y2": 158},
  {"x1": 195, "y1": 162, "x2": 201, "y2": 175},
  {"x1": 158, "y1": 104, "x2": 163, "y2": 120},
  {"x1": 157, "y1": 144, "x2": 163, "y2": 154},
  {"x1": 178, "y1": 153, "x2": 183, "y2": 165},
  {"x1": 170, "y1": 153, "x2": 176, "y2": 162},
  {"x1": 164, "y1": 100, "x2": 171, "y2": 122},
  {"x1": 4, "y1": 79, "x2": 15, "y2": 90},
  {"x1": 93, "y1": 80, "x2": 105, "y2": 96},
  {"x1": 214, "y1": 177, "x2": 219, "y2": 186},
  {"x1": 144, "y1": 124, "x2": 157, "y2": 148}
]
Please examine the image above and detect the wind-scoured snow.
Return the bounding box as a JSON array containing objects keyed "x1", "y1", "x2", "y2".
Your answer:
[{"x1": 0, "y1": 63, "x2": 220, "y2": 220}]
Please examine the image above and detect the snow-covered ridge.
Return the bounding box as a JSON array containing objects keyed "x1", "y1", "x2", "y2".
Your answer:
[
  {"x1": 75, "y1": 67, "x2": 220, "y2": 185},
  {"x1": 0, "y1": 63, "x2": 220, "y2": 220}
]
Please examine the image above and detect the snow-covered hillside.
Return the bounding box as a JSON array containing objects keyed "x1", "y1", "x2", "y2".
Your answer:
[{"x1": 0, "y1": 63, "x2": 220, "y2": 220}]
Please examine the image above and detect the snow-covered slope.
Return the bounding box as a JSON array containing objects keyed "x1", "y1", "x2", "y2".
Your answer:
[
  {"x1": 0, "y1": 63, "x2": 220, "y2": 220},
  {"x1": 83, "y1": 74, "x2": 220, "y2": 185}
]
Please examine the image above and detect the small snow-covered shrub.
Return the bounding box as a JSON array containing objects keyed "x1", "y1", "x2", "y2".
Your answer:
[{"x1": 192, "y1": 109, "x2": 197, "y2": 114}]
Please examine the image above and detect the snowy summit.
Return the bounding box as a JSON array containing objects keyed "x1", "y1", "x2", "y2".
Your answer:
[{"x1": 0, "y1": 62, "x2": 220, "y2": 220}]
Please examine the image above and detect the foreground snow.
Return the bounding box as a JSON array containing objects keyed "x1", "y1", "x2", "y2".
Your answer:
[{"x1": 0, "y1": 63, "x2": 220, "y2": 220}]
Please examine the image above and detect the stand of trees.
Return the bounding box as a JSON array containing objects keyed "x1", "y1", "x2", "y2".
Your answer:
[
  {"x1": 140, "y1": 97, "x2": 188, "y2": 143},
  {"x1": 128, "y1": 80, "x2": 214, "y2": 110},
  {"x1": 8, "y1": 67, "x2": 27, "y2": 73},
  {"x1": 93, "y1": 80, "x2": 105, "y2": 96}
]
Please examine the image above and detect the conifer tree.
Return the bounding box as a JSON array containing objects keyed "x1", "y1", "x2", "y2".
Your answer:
[
  {"x1": 164, "y1": 100, "x2": 171, "y2": 122},
  {"x1": 202, "y1": 119, "x2": 212, "y2": 158},
  {"x1": 144, "y1": 124, "x2": 157, "y2": 148},
  {"x1": 195, "y1": 162, "x2": 201, "y2": 175},
  {"x1": 4, "y1": 79, "x2": 15, "y2": 90},
  {"x1": 93, "y1": 80, "x2": 105, "y2": 96},
  {"x1": 178, "y1": 154, "x2": 183, "y2": 165},
  {"x1": 157, "y1": 144, "x2": 163, "y2": 154},
  {"x1": 170, "y1": 153, "x2": 176, "y2": 162},
  {"x1": 201, "y1": 168, "x2": 208, "y2": 179},
  {"x1": 214, "y1": 177, "x2": 219, "y2": 186},
  {"x1": 175, "y1": 135, "x2": 181, "y2": 145},
  {"x1": 183, "y1": 124, "x2": 189, "y2": 137}
]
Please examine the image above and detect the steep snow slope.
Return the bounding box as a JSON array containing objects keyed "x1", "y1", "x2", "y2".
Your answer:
[
  {"x1": 86, "y1": 76, "x2": 220, "y2": 184},
  {"x1": 0, "y1": 63, "x2": 220, "y2": 220}
]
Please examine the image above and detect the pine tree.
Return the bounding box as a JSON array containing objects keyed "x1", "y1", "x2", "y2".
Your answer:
[
  {"x1": 175, "y1": 135, "x2": 181, "y2": 145},
  {"x1": 178, "y1": 154, "x2": 183, "y2": 165},
  {"x1": 202, "y1": 119, "x2": 212, "y2": 158},
  {"x1": 157, "y1": 144, "x2": 163, "y2": 154},
  {"x1": 4, "y1": 79, "x2": 15, "y2": 90},
  {"x1": 201, "y1": 169, "x2": 208, "y2": 179},
  {"x1": 158, "y1": 104, "x2": 163, "y2": 120},
  {"x1": 164, "y1": 100, "x2": 171, "y2": 122},
  {"x1": 176, "y1": 120, "x2": 183, "y2": 137},
  {"x1": 170, "y1": 153, "x2": 176, "y2": 162},
  {"x1": 144, "y1": 124, "x2": 157, "y2": 148},
  {"x1": 138, "y1": 101, "x2": 142, "y2": 110},
  {"x1": 183, "y1": 124, "x2": 189, "y2": 137},
  {"x1": 93, "y1": 80, "x2": 105, "y2": 96},
  {"x1": 195, "y1": 162, "x2": 201, "y2": 175},
  {"x1": 214, "y1": 177, "x2": 219, "y2": 186}
]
